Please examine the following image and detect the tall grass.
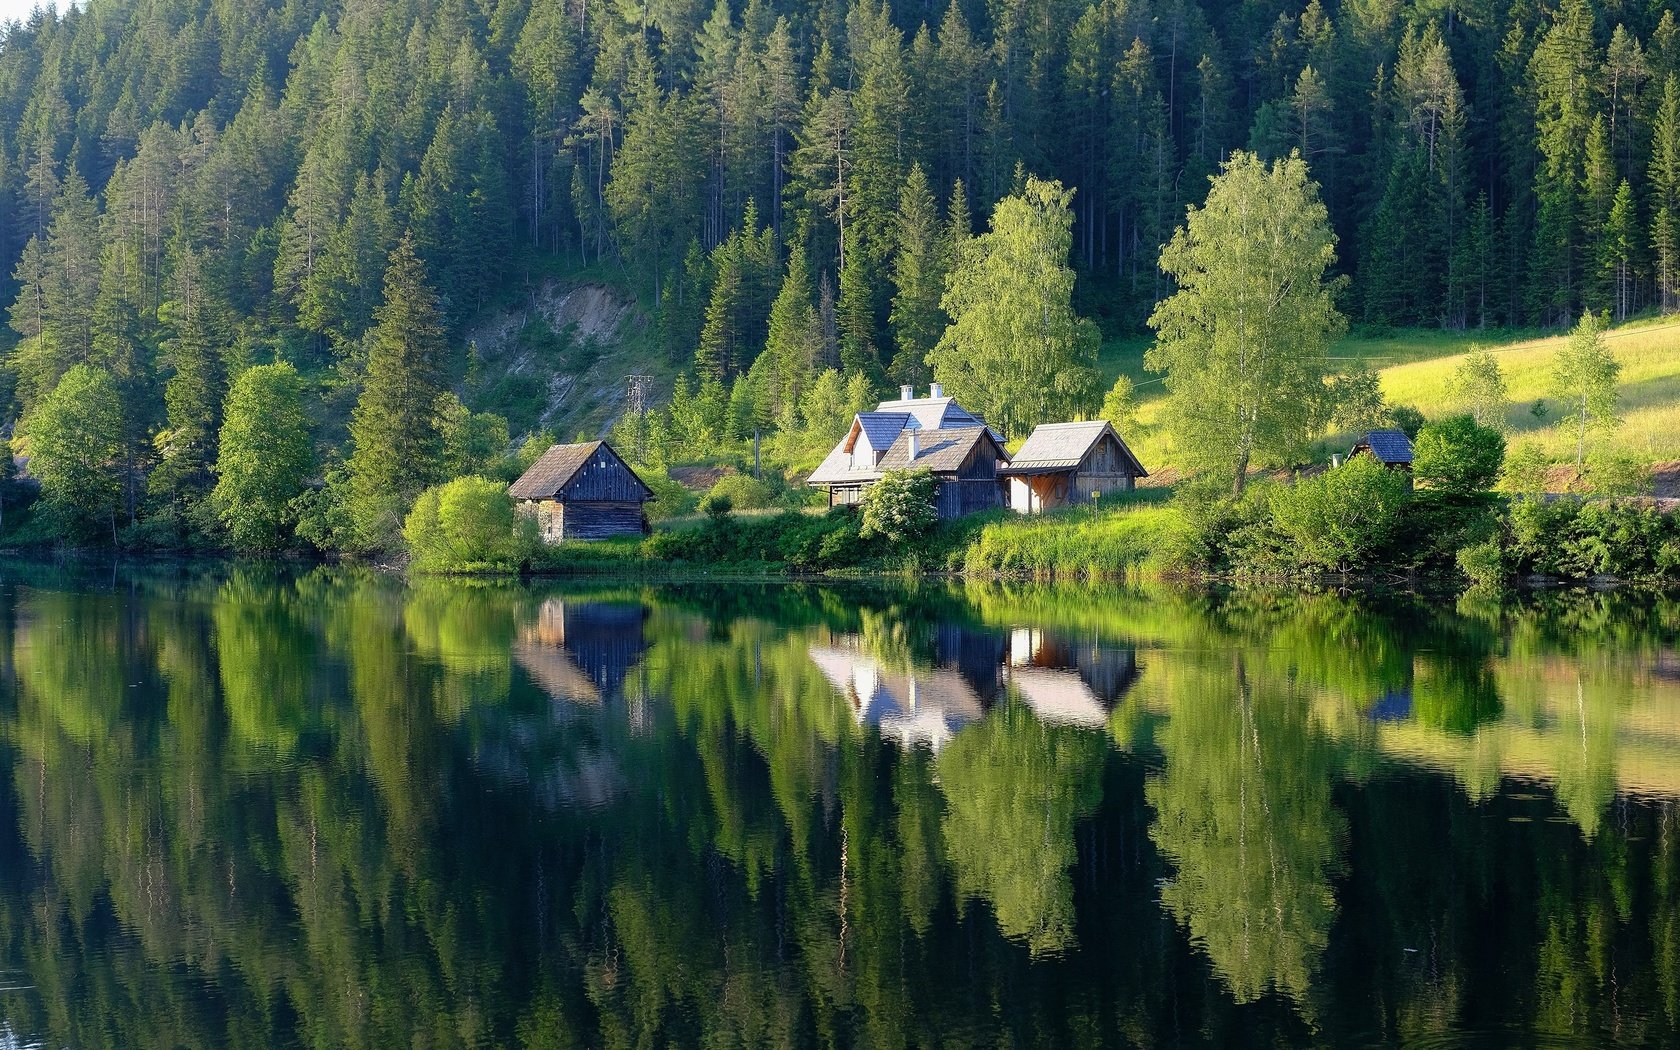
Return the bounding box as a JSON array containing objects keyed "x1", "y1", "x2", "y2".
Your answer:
[{"x1": 961, "y1": 505, "x2": 1183, "y2": 579}]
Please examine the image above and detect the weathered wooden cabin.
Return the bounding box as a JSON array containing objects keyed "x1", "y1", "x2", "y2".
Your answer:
[
  {"x1": 807, "y1": 385, "x2": 1006, "y2": 514},
  {"x1": 810, "y1": 423, "x2": 1010, "y2": 518},
  {"x1": 509, "y1": 441, "x2": 654, "y2": 542},
  {"x1": 998, "y1": 421, "x2": 1148, "y2": 514}
]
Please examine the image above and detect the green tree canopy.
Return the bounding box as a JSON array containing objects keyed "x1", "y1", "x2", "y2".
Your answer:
[
  {"x1": 212, "y1": 362, "x2": 316, "y2": 552},
  {"x1": 1147, "y1": 151, "x2": 1347, "y2": 494},
  {"x1": 927, "y1": 176, "x2": 1100, "y2": 440},
  {"x1": 23, "y1": 363, "x2": 126, "y2": 539}
]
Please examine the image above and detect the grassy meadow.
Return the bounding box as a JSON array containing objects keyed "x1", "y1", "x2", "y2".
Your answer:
[{"x1": 1106, "y1": 316, "x2": 1680, "y2": 472}]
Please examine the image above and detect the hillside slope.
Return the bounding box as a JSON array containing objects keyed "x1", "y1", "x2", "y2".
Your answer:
[{"x1": 1119, "y1": 317, "x2": 1680, "y2": 473}]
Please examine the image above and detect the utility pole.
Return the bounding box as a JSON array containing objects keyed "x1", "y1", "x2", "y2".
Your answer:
[{"x1": 625, "y1": 373, "x2": 653, "y2": 462}]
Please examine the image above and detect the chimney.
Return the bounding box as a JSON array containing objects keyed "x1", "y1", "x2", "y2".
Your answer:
[
  {"x1": 900, "y1": 384, "x2": 913, "y2": 400},
  {"x1": 907, "y1": 428, "x2": 920, "y2": 461},
  {"x1": 929, "y1": 382, "x2": 944, "y2": 398}
]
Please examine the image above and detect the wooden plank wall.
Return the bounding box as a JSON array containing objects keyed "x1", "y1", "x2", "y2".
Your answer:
[
  {"x1": 561, "y1": 447, "x2": 651, "y2": 502},
  {"x1": 561, "y1": 502, "x2": 646, "y2": 541}
]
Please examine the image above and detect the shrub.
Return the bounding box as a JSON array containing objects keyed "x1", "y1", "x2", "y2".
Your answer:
[
  {"x1": 1499, "y1": 443, "x2": 1550, "y2": 496},
  {"x1": 642, "y1": 470, "x2": 699, "y2": 520},
  {"x1": 1267, "y1": 455, "x2": 1413, "y2": 571},
  {"x1": 1413, "y1": 414, "x2": 1505, "y2": 495},
  {"x1": 701, "y1": 492, "x2": 733, "y2": 519},
  {"x1": 1505, "y1": 497, "x2": 1680, "y2": 580},
  {"x1": 1387, "y1": 404, "x2": 1425, "y2": 439},
  {"x1": 1456, "y1": 539, "x2": 1507, "y2": 588},
  {"x1": 1585, "y1": 448, "x2": 1650, "y2": 498},
  {"x1": 860, "y1": 469, "x2": 938, "y2": 544},
  {"x1": 403, "y1": 476, "x2": 519, "y2": 572},
  {"x1": 706, "y1": 472, "x2": 776, "y2": 510}
]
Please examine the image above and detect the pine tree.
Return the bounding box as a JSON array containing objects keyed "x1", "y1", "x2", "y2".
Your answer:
[
  {"x1": 888, "y1": 164, "x2": 945, "y2": 385},
  {"x1": 1528, "y1": 0, "x2": 1599, "y2": 324},
  {"x1": 1598, "y1": 180, "x2": 1638, "y2": 320},
  {"x1": 1652, "y1": 75, "x2": 1680, "y2": 312},
  {"x1": 149, "y1": 250, "x2": 229, "y2": 535},
  {"x1": 762, "y1": 241, "x2": 821, "y2": 423},
  {"x1": 837, "y1": 248, "x2": 878, "y2": 379},
  {"x1": 346, "y1": 235, "x2": 451, "y2": 550}
]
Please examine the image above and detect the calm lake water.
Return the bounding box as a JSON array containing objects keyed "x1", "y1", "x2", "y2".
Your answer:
[{"x1": 0, "y1": 564, "x2": 1678, "y2": 1047}]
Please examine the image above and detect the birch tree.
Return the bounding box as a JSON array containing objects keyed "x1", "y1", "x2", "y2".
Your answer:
[{"x1": 1147, "y1": 151, "x2": 1347, "y2": 494}]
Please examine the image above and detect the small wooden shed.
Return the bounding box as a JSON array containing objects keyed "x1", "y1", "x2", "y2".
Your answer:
[
  {"x1": 509, "y1": 441, "x2": 653, "y2": 542},
  {"x1": 1348, "y1": 428, "x2": 1414, "y2": 470},
  {"x1": 998, "y1": 421, "x2": 1148, "y2": 514}
]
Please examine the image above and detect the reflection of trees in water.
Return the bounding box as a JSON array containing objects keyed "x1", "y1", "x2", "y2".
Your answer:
[
  {"x1": 0, "y1": 573, "x2": 1678, "y2": 1045},
  {"x1": 936, "y1": 702, "x2": 1106, "y2": 956},
  {"x1": 1147, "y1": 656, "x2": 1346, "y2": 1012}
]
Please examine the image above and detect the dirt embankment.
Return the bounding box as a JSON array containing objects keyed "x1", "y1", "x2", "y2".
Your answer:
[{"x1": 465, "y1": 281, "x2": 659, "y2": 439}]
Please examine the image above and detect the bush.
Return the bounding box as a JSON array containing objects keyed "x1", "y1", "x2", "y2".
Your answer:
[
  {"x1": 1456, "y1": 539, "x2": 1507, "y2": 588},
  {"x1": 1505, "y1": 496, "x2": 1680, "y2": 580},
  {"x1": 1387, "y1": 404, "x2": 1426, "y2": 439},
  {"x1": 1267, "y1": 455, "x2": 1413, "y2": 571},
  {"x1": 403, "y1": 477, "x2": 519, "y2": 572},
  {"x1": 1585, "y1": 448, "x2": 1650, "y2": 498},
  {"x1": 701, "y1": 492, "x2": 733, "y2": 519},
  {"x1": 706, "y1": 472, "x2": 776, "y2": 510},
  {"x1": 1413, "y1": 414, "x2": 1505, "y2": 495},
  {"x1": 860, "y1": 469, "x2": 938, "y2": 544},
  {"x1": 642, "y1": 470, "x2": 699, "y2": 520},
  {"x1": 1499, "y1": 443, "x2": 1550, "y2": 496}
]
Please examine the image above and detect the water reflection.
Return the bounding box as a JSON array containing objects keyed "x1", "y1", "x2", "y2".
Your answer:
[{"x1": 0, "y1": 565, "x2": 1677, "y2": 1046}]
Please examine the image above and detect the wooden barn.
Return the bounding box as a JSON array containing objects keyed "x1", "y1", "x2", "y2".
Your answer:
[
  {"x1": 509, "y1": 441, "x2": 654, "y2": 542},
  {"x1": 998, "y1": 421, "x2": 1148, "y2": 514}
]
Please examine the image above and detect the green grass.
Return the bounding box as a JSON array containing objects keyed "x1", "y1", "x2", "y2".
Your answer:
[
  {"x1": 961, "y1": 500, "x2": 1182, "y2": 580},
  {"x1": 1376, "y1": 315, "x2": 1680, "y2": 462},
  {"x1": 1108, "y1": 316, "x2": 1680, "y2": 472}
]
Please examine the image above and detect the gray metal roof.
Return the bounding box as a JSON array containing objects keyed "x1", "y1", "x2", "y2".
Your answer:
[
  {"x1": 854, "y1": 411, "x2": 914, "y2": 451},
  {"x1": 998, "y1": 420, "x2": 1148, "y2": 477},
  {"x1": 877, "y1": 426, "x2": 1002, "y2": 473},
  {"x1": 873, "y1": 395, "x2": 985, "y2": 432},
  {"x1": 1352, "y1": 428, "x2": 1414, "y2": 464}
]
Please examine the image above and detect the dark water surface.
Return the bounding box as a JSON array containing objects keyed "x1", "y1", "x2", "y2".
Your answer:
[{"x1": 0, "y1": 563, "x2": 1678, "y2": 1047}]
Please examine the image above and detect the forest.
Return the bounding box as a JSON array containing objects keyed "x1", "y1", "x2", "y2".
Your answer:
[{"x1": 0, "y1": 0, "x2": 1678, "y2": 550}]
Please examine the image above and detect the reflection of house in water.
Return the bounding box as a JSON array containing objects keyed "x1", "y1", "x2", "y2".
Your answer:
[
  {"x1": 809, "y1": 628, "x2": 1002, "y2": 751},
  {"x1": 513, "y1": 599, "x2": 649, "y2": 704},
  {"x1": 810, "y1": 623, "x2": 1142, "y2": 746},
  {"x1": 1005, "y1": 628, "x2": 1139, "y2": 728},
  {"x1": 1366, "y1": 688, "x2": 1413, "y2": 721}
]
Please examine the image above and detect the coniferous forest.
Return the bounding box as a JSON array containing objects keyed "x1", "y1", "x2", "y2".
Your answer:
[{"x1": 1, "y1": 0, "x2": 1678, "y2": 551}]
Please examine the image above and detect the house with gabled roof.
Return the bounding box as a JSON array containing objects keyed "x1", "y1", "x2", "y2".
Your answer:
[
  {"x1": 998, "y1": 420, "x2": 1148, "y2": 514},
  {"x1": 509, "y1": 441, "x2": 654, "y2": 542},
  {"x1": 807, "y1": 384, "x2": 1010, "y2": 517}
]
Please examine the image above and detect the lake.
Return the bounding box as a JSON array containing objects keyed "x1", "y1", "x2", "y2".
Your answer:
[{"x1": 0, "y1": 564, "x2": 1677, "y2": 1047}]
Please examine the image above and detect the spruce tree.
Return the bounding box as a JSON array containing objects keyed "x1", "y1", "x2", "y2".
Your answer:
[
  {"x1": 346, "y1": 235, "x2": 451, "y2": 550},
  {"x1": 762, "y1": 241, "x2": 821, "y2": 422},
  {"x1": 889, "y1": 164, "x2": 946, "y2": 386}
]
